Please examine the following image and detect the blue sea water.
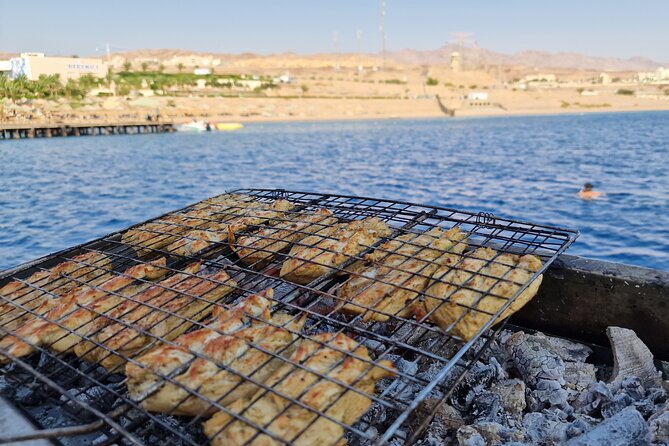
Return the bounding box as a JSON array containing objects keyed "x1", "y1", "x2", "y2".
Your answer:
[{"x1": 1, "y1": 111, "x2": 668, "y2": 271}]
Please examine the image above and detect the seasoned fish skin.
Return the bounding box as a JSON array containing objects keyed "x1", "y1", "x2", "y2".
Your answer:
[
  {"x1": 280, "y1": 217, "x2": 393, "y2": 285},
  {"x1": 0, "y1": 252, "x2": 112, "y2": 333},
  {"x1": 88, "y1": 267, "x2": 237, "y2": 370},
  {"x1": 232, "y1": 208, "x2": 338, "y2": 268},
  {"x1": 164, "y1": 199, "x2": 296, "y2": 257},
  {"x1": 0, "y1": 258, "x2": 167, "y2": 364},
  {"x1": 126, "y1": 290, "x2": 275, "y2": 413},
  {"x1": 339, "y1": 227, "x2": 468, "y2": 322},
  {"x1": 418, "y1": 247, "x2": 543, "y2": 340},
  {"x1": 203, "y1": 332, "x2": 396, "y2": 446},
  {"x1": 122, "y1": 194, "x2": 265, "y2": 255}
]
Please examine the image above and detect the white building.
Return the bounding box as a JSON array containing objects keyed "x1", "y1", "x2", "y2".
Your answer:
[
  {"x1": 466, "y1": 91, "x2": 489, "y2": 101},
  {"x1": 1, "y1": 53, "x2": 108, "y2": 81}
]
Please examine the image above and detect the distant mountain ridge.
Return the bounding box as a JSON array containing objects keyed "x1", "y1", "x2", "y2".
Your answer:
[
  {"x1": 388, "y1": 44, "x2": 665, "y2": 71},
  {"x1": 2, "y1": 45, "x2": 665, "y2": 72}
]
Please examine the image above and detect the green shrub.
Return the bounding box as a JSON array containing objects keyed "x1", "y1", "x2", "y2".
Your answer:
[
  {"x1": 426, "y1": 77, "x2": 439, "y2": 86},
  {"x1": 616, "y1": 89, "x2": 635, "y2": 96}
]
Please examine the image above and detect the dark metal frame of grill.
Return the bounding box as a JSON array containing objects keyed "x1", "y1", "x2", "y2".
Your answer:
[{"x1": 0, "y1": 188, "x2": 578, "y2": 446}]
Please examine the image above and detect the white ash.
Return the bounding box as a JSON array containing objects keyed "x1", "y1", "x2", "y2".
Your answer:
[{"x1": 394, "y1": 327, "x2": 667, "y2": 446}]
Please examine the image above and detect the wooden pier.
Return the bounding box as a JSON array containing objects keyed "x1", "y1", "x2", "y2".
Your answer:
[{"x1": 0, "y1": 122, "x2": 175, "y2": 140}]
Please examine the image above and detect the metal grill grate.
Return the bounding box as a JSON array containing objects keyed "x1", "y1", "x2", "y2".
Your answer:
[{"x1": 0, "y1": 189, "x2": 578, "y2": 446}]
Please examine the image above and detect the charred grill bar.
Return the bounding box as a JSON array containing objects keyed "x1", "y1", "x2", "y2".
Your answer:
[{"x1": 0, "y1": 189, "x2": 577, "y2": 445}]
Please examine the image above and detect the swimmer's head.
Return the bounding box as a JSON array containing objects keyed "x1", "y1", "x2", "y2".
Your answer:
[{"x1": 583, "y1": 182, "x2": 594, "y2": 191}]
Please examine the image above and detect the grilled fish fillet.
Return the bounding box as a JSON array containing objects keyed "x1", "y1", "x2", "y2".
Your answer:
[
  {"x1": 0, "y1": 259, "x2": 168, "y2": 364},
  {"x1": 417, "y1": 247, "x2": 543, "y2": 340},
  {"x1": 121, "y1": 208, "x2": 218, "y2": 255},
  {"x1": 128, "y1": 289, "x2": 307, "y2": 416},
  {"x1": 165, "y1": 199, "x2": 295, "y2": 257},
  {"x1": 339, "y1": 227, "x2": 468, "y2": 322},
  {"x1": 122, "y1": 194, "x2": 260, "y2": 255},
  {"x1": 0, "y1": 252, "x2": 112, "y2": 333},
  {"x1": 79, "y1": 264, "x2": 237, "y2": 370},
  {"x1": 280, "y1": 217, "x2": 393, "y2": 285},
  {"x1": 127, "y1": 290, "x2": 275, "y2": 408},
  {"x1": 204, "y1": 332, "x2": 396, "y2": 446},
  {"x1": 231, "y1": 208, "x2": 338, "y2": 268}
]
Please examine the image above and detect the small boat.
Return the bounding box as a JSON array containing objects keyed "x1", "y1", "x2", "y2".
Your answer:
[
  {"x1": 215, "y1": 122, "x2": 244, "y2": 131},
  {"x1": 176, "y1": 121, "x2": 209, "y2": 132}
]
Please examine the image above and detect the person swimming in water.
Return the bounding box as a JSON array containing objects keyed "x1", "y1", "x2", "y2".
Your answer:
[{"x1": 579, "y1": 182, "x2": 605, "y2": 200}]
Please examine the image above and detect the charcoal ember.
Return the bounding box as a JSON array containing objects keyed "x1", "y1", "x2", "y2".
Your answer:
[
  {"x1": 60, "y1": 385, "x2": 118, "y2": 421},
  {"x1": 470, "y1": 392, "x2": 503, "y2": 423},
  {"x1": 607, "y1": 327, "x2": 663, "y2": 391},
  {"x1": 456, "y1": 425, "x2": 486, "y2": 446},
  {"x1": 451, "y1": 360, "x2": 503, "y2": 412},
  {"x1": 647, "y1": 386, "x2": 668, "y2": 405},
  {"x1": 621, "y1": 376, "x2": 646, "y2": 400},
  {"x1": 504, "y1": 332, "x2": 569, "y2": 411},
  {"x1": 579, "y1": 381, "x2": 614, "y2": 415},
  {"x1": 564, "y1": 406, "x2": 651, "y2": 446},
  {"x1": 469, "y1": 421, "x2": 526, "y2": 445},
  {"x1": 489, "y1": 379, "x2": 526, "y2": 415},
  {"x1": 362, "y1": 401, "x2": 388, "y2": 427},
  {"x1": 409, "y1": 398, "x2": 464, "y2": 445},
  {"x1": 468, "y1": 335, "x2": 508, "y2": 366},
  {"x1": 601, "y1": 393, "x2": 635, "y2": 419},
  {"x1": 14, "y1": 384, "x2": 42, "y2": 405},
  {"x1": 564, "y1": 361, "x2": 597, "y2": 404},
  {"x1": 522, "y1": 410, "x2": 571, "y2": 444},
  {"x1": 648, "y1": 402, "x2": 669, "y2": 444},
  {"x1": 383, "y1": 356, "x2": 421, "y2": 403},
  {"x1": 633, "y1": 399, "x2": 658, "y2": 418},
  {"x1": 565, "y1": 414, "x2": 598, "y2": 439}
]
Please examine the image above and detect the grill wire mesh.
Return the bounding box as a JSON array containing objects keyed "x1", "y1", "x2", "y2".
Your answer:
[{"x1": 0, "y1": 189, "x2": 578, "y2": 446}]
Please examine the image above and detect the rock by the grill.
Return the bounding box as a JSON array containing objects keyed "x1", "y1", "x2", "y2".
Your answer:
[
  {"x1": 607, "y1": 326, "x2": 663, "y2": 391},
  {"x1": 564, "y1": 406, "x2": 651, "y2": 446}
]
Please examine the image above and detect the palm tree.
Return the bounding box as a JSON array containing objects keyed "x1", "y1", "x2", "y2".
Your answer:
[
  {"x1": 177, "y1": 63, "x2": 184, "y2": 73},
  {"x1": 123, "y1": 61, "x2": 131, "y2": 72},
  {"x1": 158, "y1": 64, "x2": 165, "y2": 73},
  {"x1": 141, "y1": 62, "x2": 149, "y2": 72}
]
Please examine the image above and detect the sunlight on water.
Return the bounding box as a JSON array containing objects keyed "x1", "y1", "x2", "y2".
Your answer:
[{"x1": 1, "y1": 111, "x2": 668, "y2": 270}]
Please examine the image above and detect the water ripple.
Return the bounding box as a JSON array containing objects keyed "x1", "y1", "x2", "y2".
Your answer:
[{"x1": 1, "y1": 112, "x2": 668, "y2": 271}]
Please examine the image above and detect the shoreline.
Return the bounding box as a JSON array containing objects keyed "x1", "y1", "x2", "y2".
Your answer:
[{"x1": 3, "y1": 95, "x2": 669, "y2": 129}]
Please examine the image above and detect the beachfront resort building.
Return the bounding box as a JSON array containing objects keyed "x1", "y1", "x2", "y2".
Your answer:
[{"x1": 0, "y1": 53, "x2": 108, "y2": 81}]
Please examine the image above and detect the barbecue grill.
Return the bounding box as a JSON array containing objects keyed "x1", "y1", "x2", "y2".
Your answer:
[{"x1": 0, "y1": 189, "x2": 578, "y2": 446}]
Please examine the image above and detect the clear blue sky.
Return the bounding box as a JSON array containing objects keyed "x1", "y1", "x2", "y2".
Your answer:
[{"x1": 1, "y1": 0, "x2": 667, "y2": 61}]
